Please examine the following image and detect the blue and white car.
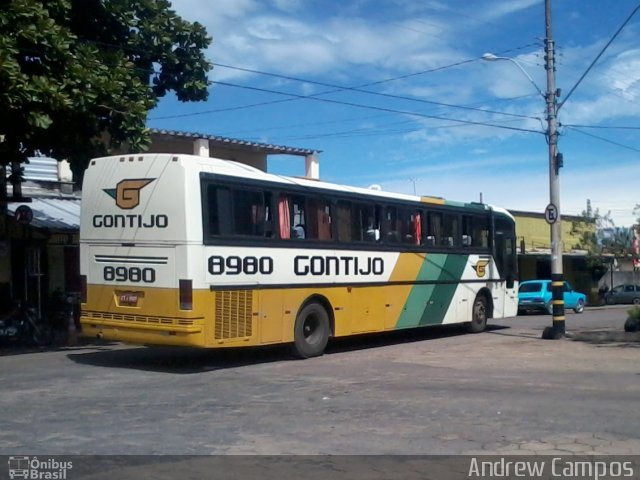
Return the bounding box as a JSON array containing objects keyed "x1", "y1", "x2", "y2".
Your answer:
[{"x1": 518, "y1": 280, "x2": 586, "y2": 314}]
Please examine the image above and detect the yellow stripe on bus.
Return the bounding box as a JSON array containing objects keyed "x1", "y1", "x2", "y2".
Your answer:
[{"x1": 420, "y1": 196, "x2": 445, "y2": 205}]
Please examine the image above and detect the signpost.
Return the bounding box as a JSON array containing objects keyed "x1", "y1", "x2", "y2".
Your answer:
[{"x1": 545, "y1": 203, "x2": 558, "y2": 225}]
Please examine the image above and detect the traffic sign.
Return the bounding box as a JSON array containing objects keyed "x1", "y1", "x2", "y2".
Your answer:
[
  {"x1": 545, "y1": 203, "x2": 558, "y2": 224},
  {"x1": 15, "y1": 205, "x2": 33, "y2": 225}
]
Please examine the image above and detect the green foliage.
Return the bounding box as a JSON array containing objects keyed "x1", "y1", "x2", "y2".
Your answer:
[
  {"x1": 627, "y1": 307, "x2": 640, "y2": 321},
  {"x1": 570, "y1": 199, "x2": 612, "y2": 281},
  {"x1": 0, "y1": 0, "x2": 212, "y2": 179}
]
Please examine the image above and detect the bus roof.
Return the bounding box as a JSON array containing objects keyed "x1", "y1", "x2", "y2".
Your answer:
[{"x1": 89, "y1": 153, "x2": 510, "y2": 216}]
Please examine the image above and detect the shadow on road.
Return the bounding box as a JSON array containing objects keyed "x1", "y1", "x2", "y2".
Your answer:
[
  {"x1": 569, "y1": 330, "x2": 640, "y2": 348},
  {"x1": 65, "y1": 323, "x2": 509, "y2": 374}
]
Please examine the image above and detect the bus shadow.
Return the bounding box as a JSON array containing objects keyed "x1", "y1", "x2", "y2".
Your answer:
[
  {"x1": 66, "y1": 344, "x2": 289, "y2": 374},
  {"x1": 66, "y1": 323, "x2": 510, "y2": 374},
  {"x1": 326, "y1": 323, "x2": 508, "y2": 354}
]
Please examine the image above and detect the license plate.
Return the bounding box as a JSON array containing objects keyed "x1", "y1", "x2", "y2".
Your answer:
[{"x1": 119, "y1": 292, "x2": 139, "y2": 307}]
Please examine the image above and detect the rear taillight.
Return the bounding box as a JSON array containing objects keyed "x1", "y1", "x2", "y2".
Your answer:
[
  {"x1": 80, "y1": 275, "x2": 87, "y2": 303},
  {"x1": 179, "y1": 279, "x2": 193, "y2": 310}
]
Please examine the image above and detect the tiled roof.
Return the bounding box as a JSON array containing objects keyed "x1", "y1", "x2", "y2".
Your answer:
[
  {"x1": 150, "y1": 129, "x2": 320, "y2": 156},
  {"x1": 7, "y1": 198, "x2": 80, "y2": 231}
]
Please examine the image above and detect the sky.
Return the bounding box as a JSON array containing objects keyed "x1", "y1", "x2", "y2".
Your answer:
[{"x1": 149, "y1": 0, "x2": 640, "y2": 227}]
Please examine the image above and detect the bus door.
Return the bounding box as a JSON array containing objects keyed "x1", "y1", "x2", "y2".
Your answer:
[{"x1": 493, "y1": 216, "x2": 518, "y2": 317}]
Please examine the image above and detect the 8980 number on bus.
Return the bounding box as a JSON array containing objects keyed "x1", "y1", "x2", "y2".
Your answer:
[
  {"x1": 103, "y1": 266, "x2": 156, "y2": 283},
  {"x1": 208, "y1": 255, "x2": 274, "y2": 275}
]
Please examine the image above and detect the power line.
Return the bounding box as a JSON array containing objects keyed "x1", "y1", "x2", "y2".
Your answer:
[
  {"x1": 565, "y1": 126, "x2": 640, "y2": 152},
  {"x1": 562, "y1": 124, "x2": 640, "y2": 130},
  {"x1": 209, "y1": 62, "x2": 542, "y2": 121},
  {"x1": 558, "y1": 3, "x2": 640, "y2": 111},
  {"x1": 151, "y1": 43, "x2": 541, "y2": 120},
  {"x1": 210, "y1": 80, "x2": 543, "y2": 134}
]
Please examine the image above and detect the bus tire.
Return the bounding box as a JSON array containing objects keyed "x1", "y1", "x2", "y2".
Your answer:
[
  {"x1": 292, "y1": 302, "x2": 330, "y2": 359},
  {"x1": 465, "y1": 294, "x2": 488, "y2": 333}
]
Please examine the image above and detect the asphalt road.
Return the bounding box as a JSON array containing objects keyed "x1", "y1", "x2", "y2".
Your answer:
[{"x1": 0, "y1": 305, "x2": 639, "y2": 456}]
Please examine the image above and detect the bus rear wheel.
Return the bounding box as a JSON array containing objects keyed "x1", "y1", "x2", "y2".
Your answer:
[
  {"x1": 292, "y1": 302, "x2": 330, "y2": 359},
  {"x1": 465, "y1": 295, "x2": 488, "y2": 333}
]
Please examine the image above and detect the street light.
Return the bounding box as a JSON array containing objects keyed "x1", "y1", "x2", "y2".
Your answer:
[
  {"x1": 482, "y1": 1, "x2": 564, "y2": 339},
  {"x1": 408, "y1": 178, "x2": 420, "y2": 195},
  {"x1": 481, "y1": 53, "x2": 546, "y2": 99}
]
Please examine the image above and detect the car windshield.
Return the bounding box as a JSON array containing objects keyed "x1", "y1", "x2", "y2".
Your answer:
[{"x1": 519, "y1": 282, "x2": 542, "y2": 293}]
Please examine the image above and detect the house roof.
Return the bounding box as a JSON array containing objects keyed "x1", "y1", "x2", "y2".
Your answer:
[
  {"x1": 7, "y1": 198, "x2": 80, "y2": 231},
  {"x1": 150, "y1": 128, "x2": 320, "y2": 156}
]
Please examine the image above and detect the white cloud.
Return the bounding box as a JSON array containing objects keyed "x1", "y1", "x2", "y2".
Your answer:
[
  {"x1": 349, "y1": 160, "x2": 637, "y2": 226},
  {"x1": 477, "y1": 0, "x2": 541, "y2": 22}
]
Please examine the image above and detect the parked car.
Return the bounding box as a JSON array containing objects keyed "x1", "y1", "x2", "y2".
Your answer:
[
  {"x1": 604, "y1": 284, "x2": 640, "y2": 305},
  {"x1": 518, "y1": 280, "x2": 586, "y2": 314}
]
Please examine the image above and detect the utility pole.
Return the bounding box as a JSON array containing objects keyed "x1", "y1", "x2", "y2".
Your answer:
[{"x1": 542, "y1": 0, "x2": 565, "y2": 339}]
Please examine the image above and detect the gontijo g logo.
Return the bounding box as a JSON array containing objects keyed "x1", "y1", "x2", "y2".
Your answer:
[
  {"x1": 472, "y1": 259, "x2": 490, "y2": 278},
  {"x1": 103, "y1": 178, "x2": 155, "y2": 210},
  {"x1": 94, "y1": 177, "x2": 167, "y2": 229}
]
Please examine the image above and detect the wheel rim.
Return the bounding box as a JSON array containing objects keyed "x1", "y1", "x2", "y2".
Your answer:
[
  {"x1": 633, "y1": 298, "x2": 640, "y2": 305},
  {"x1": 474, "y1": 300, "x2": 486, "y2": 324},
  {"x1": 303, "y1": 314, "x2": 321, "y2": 344}
]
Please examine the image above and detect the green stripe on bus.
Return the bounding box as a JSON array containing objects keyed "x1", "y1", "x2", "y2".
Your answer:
[{"x1": 395, "y1": 254, "x2": 469, "y2": 328}]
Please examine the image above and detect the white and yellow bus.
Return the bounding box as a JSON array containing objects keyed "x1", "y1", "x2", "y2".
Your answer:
[{"x1": 80, "y1": 153, "x2": 518, "y2": 357}]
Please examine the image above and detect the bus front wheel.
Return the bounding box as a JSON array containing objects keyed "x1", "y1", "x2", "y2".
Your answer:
[
  {"x1": 292, "y1": 302, "x2": 330, "y2": 359},
  {"x1": 465, "y1": 295, "x2": 488, "y2": 333}
]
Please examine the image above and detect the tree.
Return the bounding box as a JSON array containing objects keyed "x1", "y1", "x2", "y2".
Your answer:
[
  {"x1": 0, "y1": 0, "x2": 212, "y2": 187},
  {"x1": 571, "y1": 200, "x2": 616, "y2": 281}
]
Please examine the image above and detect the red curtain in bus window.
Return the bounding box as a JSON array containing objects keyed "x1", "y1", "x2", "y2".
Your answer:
[
  {"x1": 414, "y1": 213, "x2": 421, "y2": 246},
  {"x1": 278, "y1": 195, "x2": 291, "y2": 239}
]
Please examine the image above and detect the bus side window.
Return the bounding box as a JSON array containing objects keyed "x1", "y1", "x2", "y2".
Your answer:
[
  {"x1": 383, "y1": 206, "x2": 402, "y2": 244},
  {"x1": 427, "y1": 212, "x2": 442, "y2": 247},
  {"x1": 400, "y1": 209, "x2": 421, "y2": 245},
  {"x1": 206, "y1": 185, "x2": 231, "y2": 236},
  {"x1": 278, "y1": 194, "x2": 291, "y2": 239},
  {"x1": 358, "y1": 204, "x2": 380, "y2": 243},
  {"x1": 442, "y1": 213, "x2": 459, "y2": 247},
  {"x1": 291, "y1": 195, "x2": 306, "y2": 240},
  {"x1": 462, "y1": 214, "x2": 490, "y2": 248},
  {"x1": 232, "y1": 189, "x2": 272, "y2": 237},
  {"x1": 307, "y1": 198, "x2": 332, "y2": 241},
  {"x1": 336, "y1": 201, "x2": 352, "y2": 242}
]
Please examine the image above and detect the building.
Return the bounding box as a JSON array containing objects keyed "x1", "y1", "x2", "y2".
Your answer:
[
  {"x1": 1, "y1": 157, "x2": 80, "y2": 317},
  {"x1": 0, "y1": 131, "x2": 320, "y2": 319},
  {"x1": 510, "y1": 209, "x2": 597, "y2": 303}
]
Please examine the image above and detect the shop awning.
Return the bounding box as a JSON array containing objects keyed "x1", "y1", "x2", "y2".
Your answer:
[{"x1": 7, "y1": 198, "x2": 80, "y2": 231}]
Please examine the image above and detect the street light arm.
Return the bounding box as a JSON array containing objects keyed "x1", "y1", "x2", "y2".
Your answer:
[{"x1": 481, "y1": 53, "x2": 546, "y2": 99}]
